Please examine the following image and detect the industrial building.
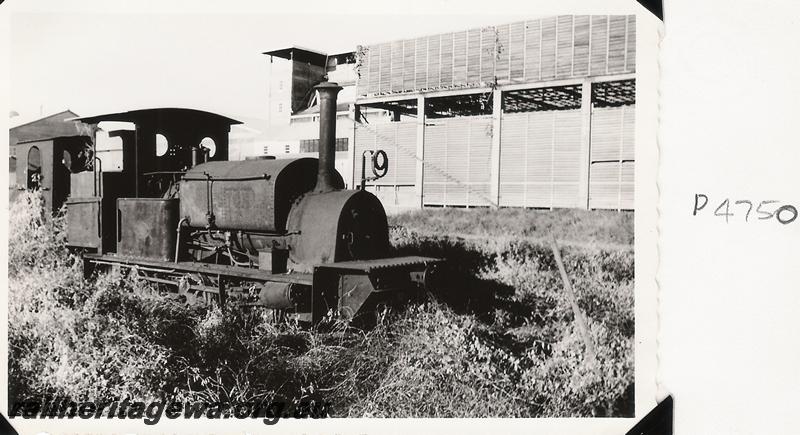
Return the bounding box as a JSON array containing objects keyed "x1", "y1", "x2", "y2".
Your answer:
[
  {"x1": 352, "y1": 15, "x2": 636, "y2": 211},
  {"x1": 234, "y1": 48, "x2": 391, "y2": 188},
  {"x1": 24, "y1": 15, "x2": 633, "y2": 213}
]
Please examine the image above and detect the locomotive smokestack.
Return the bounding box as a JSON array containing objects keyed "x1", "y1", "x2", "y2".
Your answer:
[{"x1": 314, "y1": 82, "x2": 342, "y2": 193}]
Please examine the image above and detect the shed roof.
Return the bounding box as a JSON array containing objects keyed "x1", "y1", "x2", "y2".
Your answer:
[
  {"x1": 16, "y1": 135, "x2": 92, "y2": 145},
  {"x1": 263, "y1": 46, "x2": 328, "y2": 66},
  {"x1": 10, "y1": 109, "x2": 79, "y2": 130}
]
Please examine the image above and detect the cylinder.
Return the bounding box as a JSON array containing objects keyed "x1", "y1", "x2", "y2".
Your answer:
[
  {"x1": 258, "y1": 281, "x2": 294, "y2": 309},
  {"x1": 313, "y1": 82, "x2": 342, "y2": 193}
]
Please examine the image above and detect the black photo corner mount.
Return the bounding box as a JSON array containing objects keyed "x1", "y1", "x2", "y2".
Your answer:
[
  {"x1": 0, "y1": 412, "x2": 19, "y2": 435},
  {"x1": 636, "y1": 0, "x2": 664, "y2": 21},
  {"x1": 625, "y1": 395, "x2": 673, "y2": 435}
]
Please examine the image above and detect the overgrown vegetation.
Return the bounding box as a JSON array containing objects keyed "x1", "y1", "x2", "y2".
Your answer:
[
  {"x1": 8, "y1": 192, "x2": 634, "y2": 417},
  {"x1": 390, "y1": 207, "x2": 634, "y2": 248}
]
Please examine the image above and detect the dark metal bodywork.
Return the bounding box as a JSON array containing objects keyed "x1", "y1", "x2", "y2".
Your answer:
[
  {"x1": 67, "y1": 85, "x2": 443, "y2": 325},
  {"x1": 83, "y1": 252, "x2": 440, "y2": 324},
  {"x1": 179, "y1": 158, "x2": 343, "y2": 232},
  {"x1": 117, "y1": 198, "x2": 179, "y2": 261},
  {"x1": 66, "y1": 170, "x2": 135, "y2": 253},
  {"x1": 312, "y1": 256, "x2": 440, "y2": 324},
  {"x1": 312, "y1": 82, "x2": 342, "y2": 194},
  {"x1": 66, "y1": 197, "x2": 102, "y2": 249},
  {"x1": 71, "y1": 108, "x2": 240, "y2": 197},
  {"x1": 286, "y1": 189, "x2": 390, "y2": 272},
  {"x1": 13, "y1": 135, "x2": 92, "y2": 214}
]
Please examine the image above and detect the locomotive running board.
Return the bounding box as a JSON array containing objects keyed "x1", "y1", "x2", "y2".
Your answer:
[
  {"x1": 83, "y1": 253, "x2": 442, "y2": 325},
  {"x1": 310, "y1": 256, "x2": 443, "y2": 325},
  {"x1": 82, "y1": 253, "x2": 313, "y2": 285}
]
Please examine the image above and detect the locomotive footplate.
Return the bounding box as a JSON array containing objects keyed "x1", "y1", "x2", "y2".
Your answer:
[
  {"x1": 311, "y1": 256, "x2": 443, "y2": 324},
  {"x1": 82, "y1": 253, "x2": 442, "y2": 325},
  {"x1": 82, "y1": 253, "x2": 312, "y2": 285},
  {"x1": 82, "y1": 253, "x2": 313, "y2": 308}
]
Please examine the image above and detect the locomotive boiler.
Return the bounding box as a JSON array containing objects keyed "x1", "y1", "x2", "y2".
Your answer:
[{"x1": 65, "y1": 82, "x2": 441, "y2": 324}]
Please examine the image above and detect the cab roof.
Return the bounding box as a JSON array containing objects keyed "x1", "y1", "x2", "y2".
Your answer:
[{"x1": 68, "y1": 107, "x2": 241, "y2": 126}]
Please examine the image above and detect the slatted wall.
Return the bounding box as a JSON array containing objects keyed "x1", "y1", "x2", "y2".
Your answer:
[
  {"x1": 357, "y1": 15, "x2": 635, "y2": 96},
  {"x1": 499, "y1": 110, "x2": 583, "y2": 208},
  {"x1": 423, "y1": 116, "x2": 494, "y2": 207},
  {"x1": 589, "y1": 105, "x2": 635, "y2": 210},
  {"x1": 353, "y1": 122, "x2": 418, "y2": 206}
]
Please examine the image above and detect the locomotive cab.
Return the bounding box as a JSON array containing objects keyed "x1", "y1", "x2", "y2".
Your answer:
[{"x1": 65, "y1": 108, "x2": 240, "y2": 254}]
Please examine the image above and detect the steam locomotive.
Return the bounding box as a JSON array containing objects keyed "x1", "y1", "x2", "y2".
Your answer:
[{"x1": 58, "y1": 82, "x2": 441, "y2": 324}]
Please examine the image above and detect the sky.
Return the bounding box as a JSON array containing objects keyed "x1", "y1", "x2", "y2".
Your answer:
[{"x1": 9, "y1": 12, "x2": 533, "y2": 121}]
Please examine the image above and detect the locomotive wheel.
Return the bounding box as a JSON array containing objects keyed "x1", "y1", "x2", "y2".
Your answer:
[{"x1": 177, "y1": 276, "x2": 204, "y2": 305}]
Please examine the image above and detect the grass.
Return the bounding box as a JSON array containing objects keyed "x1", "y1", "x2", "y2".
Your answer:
[
  {"x1": 390, "y1": 207, "x2": 634, "y2": 248},
  {"x1": 8, "y1": 191, "x2": 634, "y2": 417}
]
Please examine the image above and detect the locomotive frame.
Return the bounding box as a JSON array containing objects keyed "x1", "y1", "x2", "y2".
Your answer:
[{"x1": 63, "y1": 82, "x2": 442, "y2": 325}]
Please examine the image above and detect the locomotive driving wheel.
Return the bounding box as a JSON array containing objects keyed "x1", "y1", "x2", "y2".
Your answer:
[
  {"x1": 177, "y1": 276, "x2": 197, "y2": 305},
  {"x1": 177, "y1": 274, "x2": 211, "y2": 305}
]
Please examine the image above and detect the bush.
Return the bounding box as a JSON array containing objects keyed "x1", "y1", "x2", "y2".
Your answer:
[
  {"x1": 387, "y1": 225, "x2": 635, "y2": 417},
  {"x1": 8, "y1": 192, "x2": 72, "y2": 275},
  {"x1": 8, "y1": 192, "x2": 633, "y2": 417}
]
